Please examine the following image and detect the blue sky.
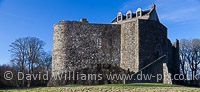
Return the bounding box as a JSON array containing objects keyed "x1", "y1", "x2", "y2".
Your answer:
[{"x1": 0, "y1": 0, "x2": 200, "y2": 65}]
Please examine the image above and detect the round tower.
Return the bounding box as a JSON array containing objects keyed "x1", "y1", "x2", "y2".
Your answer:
[{"x1": 52, "y1": 20, "x2": 70, "y2": 74}]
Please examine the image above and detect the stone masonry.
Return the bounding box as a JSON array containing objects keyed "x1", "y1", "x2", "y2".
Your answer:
[{"x1": 49, "y1": 3, "x2": 180, "y2": 86}]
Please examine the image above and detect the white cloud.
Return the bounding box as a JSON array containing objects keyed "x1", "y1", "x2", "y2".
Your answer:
[
  {"x1": 156, "y1": 0, "x2": 200, "y2": 23},
  {"x1": 119, "y1": 0, "x2": 150, "y2": 13}
]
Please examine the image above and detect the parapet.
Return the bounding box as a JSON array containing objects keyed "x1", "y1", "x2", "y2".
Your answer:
[{"x1": 80, "y1": 18, "x2": 88, "y2": 23}]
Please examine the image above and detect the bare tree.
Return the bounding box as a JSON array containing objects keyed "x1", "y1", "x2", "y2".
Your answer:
[
  {"x1": 189, "y1": 39, "x2": 200, "y2": 80},
  {"x1": 26, "y1": 37, "x2": 45, "y2": 87},
  {"x1": 9, "y1": 37, "x2": 28, "y2": 87},
  {"x1": 180, "y1": 39, "x2": 189, "y2": 80},
  {"x1": 9, "y1": 37, "x2": 45, "y2": 87},
  {"x1": 180, "y1": 38, "x2": 200, "y2": 82},
  {"x1": 37, "y1": 51, "x2": 52, "y2": 85},
  {"x1": 40, "y1": 51, "x2": 52, "y2": 72}
]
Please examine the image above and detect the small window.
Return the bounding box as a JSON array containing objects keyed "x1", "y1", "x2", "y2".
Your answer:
[
  {"x1": 97, "y1": 38, "x2": 102, "y2": 49},
  {"x1": 137, "y1": 11, "x2": 140, "y2": 17},
  {"x1": 127, "y1": 14, "x2": 131, "y2": 19},
  {"x1": 118, "y1": 16, "x2": 121, "y2": 21}
]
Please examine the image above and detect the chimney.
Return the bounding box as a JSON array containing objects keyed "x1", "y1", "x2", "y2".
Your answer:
[{"x1": 80, "y1": 18, "x2": 88, "y2": 23}]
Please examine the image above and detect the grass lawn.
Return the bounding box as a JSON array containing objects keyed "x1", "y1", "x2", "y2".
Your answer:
[{"x1": 0, "y1": 83, "x2": 199, "y2": 92}]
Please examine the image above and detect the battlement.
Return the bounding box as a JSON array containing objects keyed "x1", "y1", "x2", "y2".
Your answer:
[{"x1": 57, "y1": 18, "x2": 88, "y2": 24}]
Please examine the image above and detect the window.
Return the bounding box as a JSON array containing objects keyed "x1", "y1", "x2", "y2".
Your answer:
[
  {"x1": 137, "y1": 11, "x2": 140, "y2": 17},
  {"x1": 118, "y1": 16, "x2": 122, "y2": 21},
  {"x1": 97, "y1": 38, "x2": 102, "y2": 49},
  {"x1": 155, "y1": 44, "x2": 163, "y2": 59},
  {"x1": 127, "y1": 14, "x2": 131, "y2": 19},
  {"x1": 136, "y1": 8, "x2": 142, "y2": 17}
]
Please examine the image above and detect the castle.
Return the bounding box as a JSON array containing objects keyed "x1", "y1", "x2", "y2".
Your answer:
[{"x1": 50, "y1": 3, "x2": 180, "y2": 85}]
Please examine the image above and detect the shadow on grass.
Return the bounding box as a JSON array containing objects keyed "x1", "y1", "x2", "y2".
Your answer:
[
  {"x1": 0, "y1": 86, "x2": 48, "y2": 91},
  {"x1": 63, "y1": 83, "x2": 183, "y2": 87}
]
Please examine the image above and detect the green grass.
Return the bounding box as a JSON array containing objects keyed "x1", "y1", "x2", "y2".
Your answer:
[
  {"x1": 103, "y1": 83, "x2": 182, "y2": 87},
  {"x1": 0, "y1": 83, "x2": 199, "y2": 92}
]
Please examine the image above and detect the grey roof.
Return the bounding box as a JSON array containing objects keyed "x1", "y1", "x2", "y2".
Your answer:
[{"x1": 111, "y1": 9, "x2": 152, "y2": 23}]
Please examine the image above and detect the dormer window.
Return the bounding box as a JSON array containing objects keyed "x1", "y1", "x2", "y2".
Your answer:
[
  {"x1": 127, "y1": 14, "x2": 131, "y2": 19},
  {"x1": 137, "y1": 11, "x2": 140, "y2": 17},
  {"x1": 136, "y1": 8, "x2": 142, "y2": 17},
  {"x1": 126, "y1": 10, "x2": 132, "y2": 19},
  {"x1": 117, "y1": 12, "x2": 122, "y2": 21},
  {"x1": 118, "y1": 16, "x2": 122, "y2": 21}
]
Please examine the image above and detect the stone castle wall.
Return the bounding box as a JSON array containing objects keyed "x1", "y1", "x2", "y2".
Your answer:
[
  {"x1": 120, "y1": 19, "x2": 170, "y2": 74},
  {"x1": 51, "y1": 18, "x2": 180, "y2": 85},
  {"x1": 120, "y1": 21, "x2": 139, "y2": 73},
  {"x1": 138, "y1": 19, "x2": 167, "y2": 69},
  {"x1": 52, "y1": 21, "x2": 121, "y2": 73},
  {"x1": 172, "y1": 40, "x2": 180, "y2": 76}
]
